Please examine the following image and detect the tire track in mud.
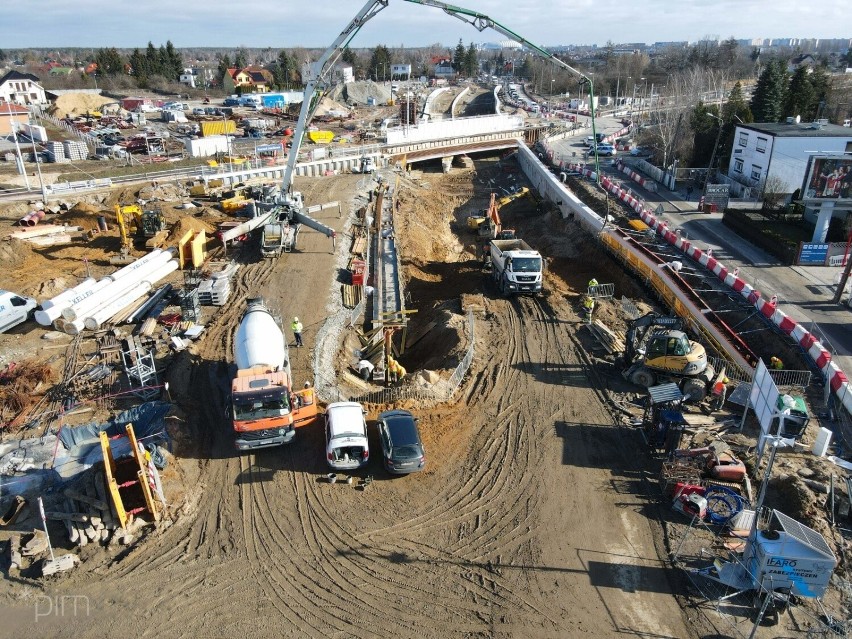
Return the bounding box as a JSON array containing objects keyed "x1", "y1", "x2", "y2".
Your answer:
[
  {"x1": 39, "y1": 173, "x2": 689, "y2": 638},
  {"x1": 67, "y1": 248, "x2": 289, "y2": 635},
  {"x1": 326, "y1": 292, "x2": 572, "y2": 630}
]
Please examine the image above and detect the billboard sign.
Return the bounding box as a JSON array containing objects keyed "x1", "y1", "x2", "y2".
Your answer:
[{"x1": 802, "y1": 156, "x2": 852, "y2": 201}]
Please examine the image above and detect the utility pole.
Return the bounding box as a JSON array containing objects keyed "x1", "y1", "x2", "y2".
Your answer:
[
  {"x1": 703, "y1": 113, "x2": 724, "y2": 194},
  {"x1": 833, "y1": 232, "x2": 852, "y2": 304}
]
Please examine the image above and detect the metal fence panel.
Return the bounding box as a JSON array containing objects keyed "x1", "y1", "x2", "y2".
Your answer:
[
  {"x1": 707, "y1": 355, "x2": 754, "y2": 385},
  {"x1": 589, "y1": 283, "x2": 615, "y2": 299},
  {"x1": 621, "y1": 296, "x2": 641, "y2": 320}
]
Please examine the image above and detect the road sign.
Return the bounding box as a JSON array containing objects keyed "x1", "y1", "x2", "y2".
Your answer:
[{"x1": 798, "y1": 242, "x2": 830, "y2": 265}]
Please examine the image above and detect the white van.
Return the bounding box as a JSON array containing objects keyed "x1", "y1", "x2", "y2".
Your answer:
[
  {"x1": 0, "y1": 290, "x2": 37, "y2": 333},
  {"x1": 324, "y1": 401, "x2": 370, "y2": 471}
]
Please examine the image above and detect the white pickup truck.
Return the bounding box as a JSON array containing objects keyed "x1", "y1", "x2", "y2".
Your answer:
[{"x1": 0, "y1": 290, "x2": 37, "y2": 333}]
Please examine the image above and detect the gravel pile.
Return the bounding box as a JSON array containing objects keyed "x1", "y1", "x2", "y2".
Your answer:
[{"x1": 330, "y1": 80, "x2": 393, "y2": 106}]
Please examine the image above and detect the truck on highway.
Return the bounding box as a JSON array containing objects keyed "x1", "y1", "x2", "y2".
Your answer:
[
  {"x1": 230, "y1": 298, "x2": 318, "y2": 450},
  {"x1": 487, "y1": 239, "x2": 543, "y2": 296}
]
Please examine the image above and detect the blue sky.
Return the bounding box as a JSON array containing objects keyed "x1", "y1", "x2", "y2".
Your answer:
[{"x1": 2, "y1": 0, "x2": 849, "y2": 49}]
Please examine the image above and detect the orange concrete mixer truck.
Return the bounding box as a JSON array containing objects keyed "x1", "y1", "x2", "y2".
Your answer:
[{"x1": 230, "y1": 298, "x2": 318, "y2": 450}]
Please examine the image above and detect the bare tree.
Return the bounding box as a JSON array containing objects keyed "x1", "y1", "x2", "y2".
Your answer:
[{"x1": 761, "y1": 174, "x2": 787, "y2": 212}]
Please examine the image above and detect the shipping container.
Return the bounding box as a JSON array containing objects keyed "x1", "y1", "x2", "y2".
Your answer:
[
  {"x1": 200, "y1": 120, "x2": 237, "y2": 137},
  {"x1": 185, "y1": 135, "x2": 231, "y2": 158},
  {"x1": 307, "y1": 130, "x2": 335, "y2": 144},
  {"x1": 19, "y1": 123, "x2": 48, "y2": 143}
]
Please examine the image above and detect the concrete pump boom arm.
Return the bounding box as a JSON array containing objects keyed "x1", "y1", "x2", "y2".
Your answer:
[
  {"x1": 403, "y1": 0, "x2": 601, "y2": 180},
  {"x1": 282, "y1": 0, "x2": 602, "y2": 196},
  {"x1": 223, "y1": 0, "x2": 602, "y2": 245},
  {"x1": 281, "y1": 0, "x2": 390, "y2": 195}
]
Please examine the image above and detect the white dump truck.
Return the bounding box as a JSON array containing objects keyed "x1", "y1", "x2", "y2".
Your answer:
[{"x1": 488, "y1": 239, "x2": 543, "y2": 296}]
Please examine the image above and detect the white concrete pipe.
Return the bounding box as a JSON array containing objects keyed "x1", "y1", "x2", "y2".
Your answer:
[
  {"x1": 110, "y1": 249, "x2": 165, "y2": 282},
  {"x1": 40, "y1": 278, "x2": 96, "y2": 311},
  {"x1": 36, "y1": 277, "x2": 97, "y2": 325},
  {"x1": 83, "y1": 260, "x2": 179, "y2": 331},
  {"x1": 62, "y1": 251, "x2": 174, "y2": 321}
]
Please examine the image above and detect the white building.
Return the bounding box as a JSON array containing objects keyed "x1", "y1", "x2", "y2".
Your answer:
[
  {"x1": 727, "y1": 119, "x2": 852, "y2": 241},
  {"x1": 727, "y1": 120, "x2": 852, "y2": 194},
  {"x1": 0, "y1": 70, "x2": 47, "y2": 106},
  {"x1": 179, "y1": 67, "x2": 215, "y2": 90}
]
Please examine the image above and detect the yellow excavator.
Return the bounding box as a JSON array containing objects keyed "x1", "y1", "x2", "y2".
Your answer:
[
  {"x1": 467, "y1": 187, "x2": 529, "y2": 238},
  {"x1": 112, "y1": 203, "x2": 167, "y2": 264},
  {"x1": 622, "y1": 313, "x2": 721, "y2": 402}
]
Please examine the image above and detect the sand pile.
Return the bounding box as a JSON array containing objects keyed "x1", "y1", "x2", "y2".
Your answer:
[
  {"x1": 57, "y1": 202, "x2": 105, "y2": 230},
  {"x1": 166, "y1": 216, "x2": 216, "y2": 244},
  {"x1": 330, "y1": 80, "x2": 392, "y2": 106},
  {"x1": 49, "y1": 93, "x2": 118, "y2": 119},
  {"x1": 314, "y1": 95, "x2": 352, "y2": 117}
]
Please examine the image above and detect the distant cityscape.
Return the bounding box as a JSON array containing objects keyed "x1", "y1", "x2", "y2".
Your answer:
[{"x1": 479, "y1": 38, "x2": 852, "y2": 55}]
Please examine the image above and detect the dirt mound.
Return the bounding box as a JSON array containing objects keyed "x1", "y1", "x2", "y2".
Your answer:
[
  {"x1": 166, "y1": 216, "x2": 216, "y2": 244},
  {"x1": 0, "y1": 238, "x2": 34, "y2": 273},
  {"x1": 332, "y1": 80, "x2": 392, "y2": 106},
  {"x1": 36, "y1": 277, "x2": 70, "y2": 298},
  {"x1": 48, "y1": 93, "x2": 118, "y2": 119},
  {"x1": 57, "y1": 206, "x2": 105, "y2": 230},
  {"x1": 314, "y1": 95, "x2": 351, "y2": 117}
]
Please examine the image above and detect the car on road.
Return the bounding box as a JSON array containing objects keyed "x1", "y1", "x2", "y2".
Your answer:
[
  {"x1": 192, "y1": 108, "x2": 205, "y2": 115},
  {"x1": 630, "y1": 146, "x2": 652, "y2": 158},
  {"x1": 325, "y1": 402, "x2": 369, "y2": 471},
  {"x1": 377, "y1": 410, "x2": 426, "y2": 475},
  {"x1": 595, "y1": 143, "x2": 616, "y2": 157}
]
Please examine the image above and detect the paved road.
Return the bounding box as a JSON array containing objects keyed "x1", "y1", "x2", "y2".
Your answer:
[{"x1": 601, "y1": 160, "x2": 852, "y2": 375}]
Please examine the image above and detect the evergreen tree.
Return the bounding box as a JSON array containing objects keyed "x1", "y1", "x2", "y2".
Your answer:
[
  {"x1": 750, "y1": 59, "x2": 788, "y2": 123},
  {"x1": 463, "y1": 42, "x2": 478, "y2": 77},
  {"x1": 164, "y1": 40, "x2": 183, "y2": 80},
  {"x1": 716, "y1": 37, "x2": 738, "y2": 69},
  {"x1": 145, "y1": 42, "x2": 158, "y2": 75},
  {"x1": 94, "y1": 47, "x2": 125, "y2": 76},
  {"x1": 271, "y1": 50, "x2": 293, "y2": 88},
  {"x1": 368, "y1": 45, "x2": 391, "y2": 81},
  {"x1": 128, "y1": 48, "x2": 149, "y2": 86},
  {"x1": 342, "y1": 47, "x2": 359, "y2": 79},
  {"x1": 0, "y1": 50, "x2": 6, "y2": 63},
  {"x1": 217, "y1": 54, "x2": 232, "y2": 82},
  {"x1": 234, "y1": 48, "x2": 248, "y2": 69},
  {"x1": 718, "y1": 82, "x2": 754, "y2": 171},
  {"x1": 690, "y1": 102, "x2": 721, "y2": 168},
  {"x1": 452, "y1": 39, "x2": 466, "y2": 72},
  {"x1": 806, "y1": 64, "x2": 831, "y2": 120},
  {"x1": 784, "y1": 66, "x2": 815, "y2": 120}
]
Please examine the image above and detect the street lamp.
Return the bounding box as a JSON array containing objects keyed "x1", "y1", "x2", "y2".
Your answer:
[
  {"x1": 703, "y1": 112, "x2": 724, "y2": 195},
  {"x1": 5, "y1": 104, "x2": 30, "y2": 191}
]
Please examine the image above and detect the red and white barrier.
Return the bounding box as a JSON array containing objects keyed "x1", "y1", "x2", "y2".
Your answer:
[
  {"x1": 615, "y1": 161, "x2": 650, "y2": 190},
  {"x1": 565, "y1": 162, "x2": 852, "y2": 415}
]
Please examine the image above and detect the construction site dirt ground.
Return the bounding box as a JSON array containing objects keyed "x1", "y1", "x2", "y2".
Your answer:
[{"x1": 0, "y1": 159, "x2": 847, "y2": 638}]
